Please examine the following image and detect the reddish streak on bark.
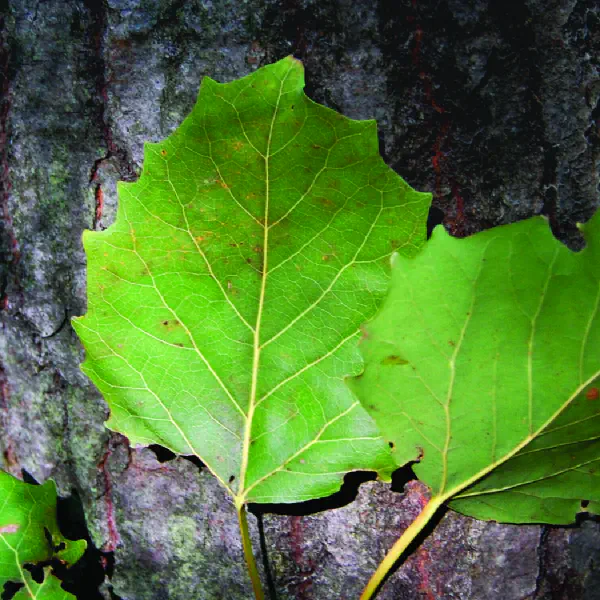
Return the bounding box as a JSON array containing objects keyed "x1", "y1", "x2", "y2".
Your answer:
[
  {"x1": 289, "y1": 516, "x2": 314, "y2": 599},
  {"x1": 408, "y1": 2, "x2": 465, "y2": 235},
  {"x1": 448, "y1": 180, "x2": 466, "y2": 236},
  {"x1": 410, "y1": 1, "x2": 444, "y2": 113},
  {"x1": 88, "y1": 9, "x2": 136, "y2": 188},
  {"x1": 412, "y1": 27, "x2": 423, "y2": 67},
  {"x1": 98, "y1": 74, "x2": 119, "y2": 158},
  {"x1": 94, "y1": 184, "x2": 104, "y2": 227},
  {"x1": 409, "y1": 0, "x2": 422, "y2": 70},
  {"x1": 97, "y1": 444, "x2": 121, "y2": 552},
  {"x1": 400, "y1": 481, "x2": 438, "y2": 600},
  {"x1": 0, "y1": 363, "x2": 19, "y2": 475},
  {"x1": 411, "y1": 484, "x2": 436, "y2": 600},
  {"x1": 431, "y1": 121, "x2": 451, "y2": 197},
  {"x1": 89, "y1": 5, "x2": 118, "y2": 161},
  {"x1": 0, "y1": 18, "x2": 21, "y2": 311},
  {"x1": 290, "y1": 516, "x2": 304, "y2": 566},
  {"x1": 100, "y1": 555, "x2": 110, "y2": 573},
  {"x1": 420, "y1": 74, "x2": 446, "y2": 115},
  {"x1": 88, "y1": 51, "x2": 117, "y2": 185}
]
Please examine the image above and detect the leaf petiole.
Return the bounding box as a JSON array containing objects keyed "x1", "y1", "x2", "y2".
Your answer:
[
  {"x1": 359, "y1": 495, "x2": 447, "y2": 600},
  {"x1": 236, "y1": 500, "x2": 265, "y2": 600}
]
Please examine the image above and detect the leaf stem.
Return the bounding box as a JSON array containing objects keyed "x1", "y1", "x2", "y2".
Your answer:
[
  {"x1": 237, "y1": 501, "x2": 265, "y2": 600},
  {"x1": 359, "y1": 495, "x2": 446, "y2": 600}
]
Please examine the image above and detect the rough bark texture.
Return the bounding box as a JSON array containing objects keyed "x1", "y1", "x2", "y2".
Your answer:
[{"x1": 1, "y1": 1, "x2": 599, "y2": 599}]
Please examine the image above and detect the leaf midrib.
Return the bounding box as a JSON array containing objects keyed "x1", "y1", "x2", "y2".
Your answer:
[
  {"x1": 237, "y1": 66, "x2": 291, "y2": 502},
  {"x1": 437, "y1": 369, "x2": 600, "y2": 506},
  {"x1": 434, "y1": 238, "x2": 595, "y2": 505},
  {"x1": 454, "y1": 453, "x2": 600, "y2": 499}
]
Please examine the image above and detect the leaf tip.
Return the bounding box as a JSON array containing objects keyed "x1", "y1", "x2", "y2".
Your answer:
[{"x1": 287, "y1": 54, "x2": 303, "y2": 67}]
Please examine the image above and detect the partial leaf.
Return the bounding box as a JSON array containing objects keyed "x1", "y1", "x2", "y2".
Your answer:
[
  {"x1": 11, "y1": 567, "x2": 76, "y2": 600},
  {"x1": 0, "y1": 470, "x2": 86, "y2": 599},
  {"x1": 73, "y1": 56, "x2": 430, "y2": 506},
  {"x1": 353, "y1": 211, "x2": 600, "y2": 524}
]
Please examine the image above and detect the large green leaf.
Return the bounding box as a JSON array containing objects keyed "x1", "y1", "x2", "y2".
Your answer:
[
  {"x1": 352, "y1": 211, "x2": 600, "y2": 524},
  {"x1": 0, "y1": 470, "x2": 86, "y2": 599},
  {"x1": 73, "y1": 56, "x2": 430, "y2": 505}
]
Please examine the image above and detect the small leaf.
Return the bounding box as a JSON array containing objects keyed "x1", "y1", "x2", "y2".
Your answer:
[
  {"x1": 73, "y1": 56, "x2": 431, "y2": 506},
  {"x1": 353, "y1": 211, "x2": 600, "y2": 524},
  {"x1": 0, "y1": 471, "x2": 86, "y2": 599},
  {"x1": 12, "y1": 567, "x2": 76, "y2": 600}
]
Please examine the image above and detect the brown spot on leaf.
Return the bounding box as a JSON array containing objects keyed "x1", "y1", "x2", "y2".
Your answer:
[
  {"x1": 586, "y1": 387, "x2": 599, "y2": 400},
  {"x1": 381, "y1": 355, "x2": 409, "y2": 366},
  {"x1": 160, "y1": 149, "x2": 167, "y2": 157}
]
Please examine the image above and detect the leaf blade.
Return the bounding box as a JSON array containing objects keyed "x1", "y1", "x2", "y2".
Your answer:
[
  {"x1": 74, "y1": 56, "x2": 431, "y2": 504},
  {"x1": 0, "y1": 471, "x2": 85, "y2": 598},
  {"x1": 353, "y1": 211, "x2": 600, "y2": 523}
]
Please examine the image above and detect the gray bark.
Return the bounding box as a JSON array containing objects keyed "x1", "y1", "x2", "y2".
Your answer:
[{"x1": 0, "y1": 1, "x2": 598, "y2": 599}]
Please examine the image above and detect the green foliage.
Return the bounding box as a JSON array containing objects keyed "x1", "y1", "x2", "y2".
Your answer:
[
  {"x1": 0, "y1": 471, "x2": 86, "y2": 599},
  {"x1": 353, "y1": 212, "x2": 600, "y2": 523},
  {"x1": 63, "y1": 55, "x2": 599, "y2": 599},
  {"x1": 72, "y1": 56, "x2": 430, "y2": 507}
]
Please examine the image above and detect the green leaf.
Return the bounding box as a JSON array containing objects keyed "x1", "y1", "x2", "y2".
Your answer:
[
  {"x1": 353, "y1": 211, "x2": 600, "y2": 524},
  {"x1": 0, "y1": 471, "x2": 86, "y2": 599},
  {"x1": 72, "y1": 56, "x2": 430, "y2": 506},
  {"x1": 11, "y1": 568, "x2": 76, "y2": 600}
]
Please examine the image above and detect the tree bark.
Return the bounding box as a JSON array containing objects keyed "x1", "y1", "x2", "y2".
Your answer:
[{"x1": 0, "y1": 1, "x2": 598, "y2": 599}]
